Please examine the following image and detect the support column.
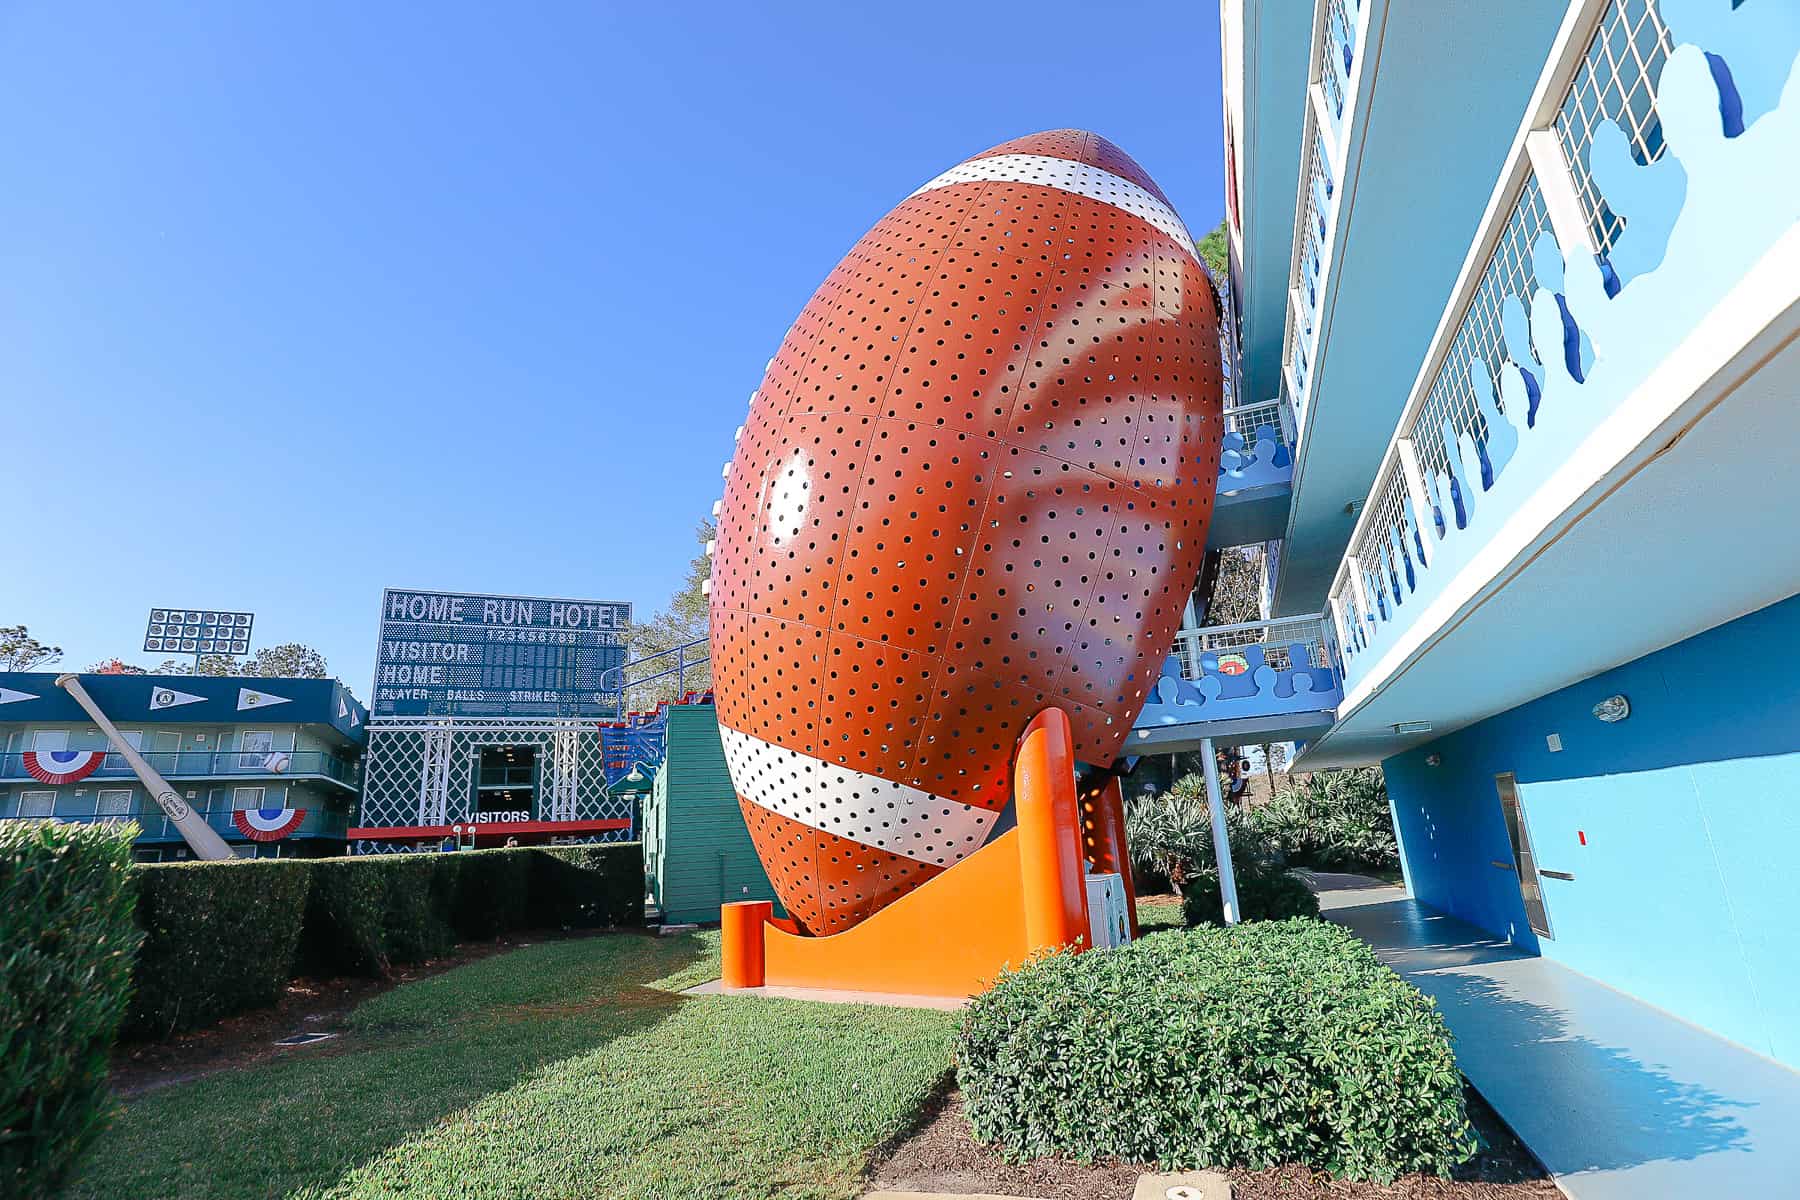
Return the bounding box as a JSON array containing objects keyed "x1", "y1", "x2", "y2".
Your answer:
[
  {"x1": 1080, "y1": 773, "x2": 1139, "y2": 939},
  {"x1": 720, "y1": 900, "x2": 772, "y2": 988},
  {"x1": 1014, "y1": 708, "x2": 1091, "y2": 953},
  {"x1": 1199, "y1": 737, "x2": 1241, "y2": 926}
]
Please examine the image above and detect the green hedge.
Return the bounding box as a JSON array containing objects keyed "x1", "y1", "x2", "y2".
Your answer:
[
  {"x1": 130, "y1": 843, "x2": 641, "y2": 1038},
  {"x1": 1, "y1": 821, "x2": 142, "y2": 1198},
  {"x1": 958, "y1": 921, "x2": 1474, "y2": 1181},
  {"x1": 529, "y1": 845, "x2": 644, "y2": 929},
  {"x1": 1181, "y1": 862, "x2": 1321, "y2": 926},
  {"x1": 130, "y1": 858, "x2": 313, "y2": 1038}
]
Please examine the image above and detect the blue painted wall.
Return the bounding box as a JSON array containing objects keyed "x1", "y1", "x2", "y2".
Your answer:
[{"x1": 1386, "y1": 593, "x2": 1800, "y2": 1070}]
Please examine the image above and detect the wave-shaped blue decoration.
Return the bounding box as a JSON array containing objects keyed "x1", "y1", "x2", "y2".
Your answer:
[{"x1": 1338, "y1": 4, "x2": 1800, "y2": 686}]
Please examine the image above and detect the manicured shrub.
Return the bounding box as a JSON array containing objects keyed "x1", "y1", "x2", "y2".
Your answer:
[
  {"x1": 128, "y1": 857, "x2": 312, "y2": 1037},
  {"x1": 449, "y1": 848, "x2": 531, "y2": 939},
  {"x1": 125, "y1": 843, "x2": 642, "y2": 1038},
  {"x1": 1181, "y1": 862, "x2": 1321, "y2": 926},
  {"x1": 376, "y1": 853, "x2": 459, "y2": 964},
  {"x1": 0, "y1": 821, "x2": 141, "y2": 1199},
  {"x1": 958, "y1": 921, "x2": 1474, "y2": 1181},
  {"x1": 299, "y1": 857, "x2": 388, "y2": 976},
  {"x1": 529, "y1": 843, "x2": 644, "y2": 928}
]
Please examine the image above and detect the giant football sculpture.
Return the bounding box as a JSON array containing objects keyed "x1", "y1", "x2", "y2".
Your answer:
[{"x1": 710, "y1": 131, "x2": 1222, "y2": 995}]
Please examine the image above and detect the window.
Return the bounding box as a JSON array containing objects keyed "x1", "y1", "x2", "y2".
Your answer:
[
  {"x1": 20, "y1": 790, "x2": 55, "y2": 818},
  {"x1": 30, "y1": 730, "x2": 68, "y2": 754},
  {"x1": 240, "y1": 731, "x2": 274, "y2": 769},
  {"x1": 97, "y1": 789, "x2": 134, "y2": 819},
  {"x1": 232, "y1": 786, "x2": 265, "y2": 811}
]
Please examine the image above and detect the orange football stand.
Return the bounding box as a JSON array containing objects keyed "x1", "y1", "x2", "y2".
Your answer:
[
  {"x1": 1080, "y1": 773, "x2": 1140, "y2": 938},
  {"x1": 721, "y1": 707, "x2": 1116, "y2": 998}
]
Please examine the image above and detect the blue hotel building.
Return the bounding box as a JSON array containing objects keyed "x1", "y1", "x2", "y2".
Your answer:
[
  {"x1": 1130, "y1": 0, "x2": 1800, "y2": 1151},
  {"x1": 0, "y1": 672, "x2": 368, "y2": 859}
]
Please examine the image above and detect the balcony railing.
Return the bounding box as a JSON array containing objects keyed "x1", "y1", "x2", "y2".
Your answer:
[
  {"x1": 1277, "y1": 0, "x2": 1366, "y2": 433},
  {"x1": 0, "y1": 749, "x2": 360, "y2": 787},
  {"x1": 1326, "y1": 0, "x2": 1793, "y2": 685},
  {"x1": 1218, "y1": 398, "x2": 1295, "y2": 493},
  {"x1": 1318, "y1": 0, "x2": 1361, "y2": 140},
  {"x1": 1133, "y1": 615, "x2": 1343, "y2": 736},
  {"x1": 2, "y1": 805, "x2": 350, "y2": 841}
]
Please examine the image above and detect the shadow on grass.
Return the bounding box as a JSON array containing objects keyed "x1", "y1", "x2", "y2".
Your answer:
[{"x1": 65, "y1": 932, "x2": 708, "y2": 1200}]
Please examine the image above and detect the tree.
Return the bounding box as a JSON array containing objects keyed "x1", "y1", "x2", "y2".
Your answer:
[
  {"x1": 237, "y1": 643, "x2": 329, "y2": 678},
  {"x1": 623, "y1": 520, "x2": 713, "y2": 711},
  {"x1": 87, "y1": 658, "x2": 146, "y2": 675},
  {"x1": 1205, "y1": 544, "x2": 1265, "y2": 626},
  {"x1": 1196, "y1": 220, "x2": 1229, "y2": 278},
  {"x1": 142, "y1": 641, "x2": 329, "y2": 678},
  {"x1": 150, "y1": 655, "x2": 241, "y2": 676},
  {"x1": 0, "y1": 626, "x2": 62, "y2": 672}
]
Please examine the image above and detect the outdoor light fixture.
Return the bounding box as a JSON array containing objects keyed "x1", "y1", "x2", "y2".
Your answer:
[
  {"x1": 1392, "y1": 721, "x2": 1433, "y2": 735},
  {"x1": 1592, "y1": 694, "x2": 1631, "y2": 723},
  {"x1": 1425, "y1": 753, "x2": 1442, "y2": 767}
]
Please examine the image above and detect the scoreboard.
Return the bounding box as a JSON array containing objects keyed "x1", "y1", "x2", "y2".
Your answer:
[{"x1": 373, "y1": 589, "x2": 631, "y2": 718}]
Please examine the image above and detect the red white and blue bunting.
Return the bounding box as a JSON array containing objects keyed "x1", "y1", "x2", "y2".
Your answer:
[
  {"x1": 233, "y1": 807, "x2": 306, "y2": 841},
  {"x1": 23, "y1": 749, "x2": 104, "y2": 785}
]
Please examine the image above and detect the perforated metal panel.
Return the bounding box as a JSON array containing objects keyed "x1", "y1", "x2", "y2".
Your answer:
[{"x1": 711, "y1": 130, "x2": 1221, "y2": 934}]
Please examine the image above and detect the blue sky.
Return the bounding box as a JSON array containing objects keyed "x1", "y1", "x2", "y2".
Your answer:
[{"x1": 2, "y1": 1, "x2": 1224, "y2": 695}]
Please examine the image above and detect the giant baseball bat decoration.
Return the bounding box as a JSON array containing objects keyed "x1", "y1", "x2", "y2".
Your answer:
[{"x1": 55, "y1": 674, "x2": 234, "y2": 860}]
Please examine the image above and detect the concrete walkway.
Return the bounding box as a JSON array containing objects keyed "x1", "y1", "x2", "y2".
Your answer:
[{"x1": 1319, "y1": 880, "x2": 1800, "y2": 1199}]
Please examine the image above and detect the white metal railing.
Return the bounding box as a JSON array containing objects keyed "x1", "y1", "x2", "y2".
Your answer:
[
  {"x1": 1319, "y1": 0, "x2": 1360, "y2": 134},
  {"x1": 1280, "y1": 120, "x2": 1329, "y2": 413},
  {"x1": 1326, "y1": 0, "x2": 1687, "y2": 671},
  {"x1": 1407, "y1": 172, "x2": 1553, "y2": 499},
  {"x1": 1170, "y1": 615, "x2": 1331, "y2": 680},
  {"x1": 1222, "y1": 397, "x2": 1294, "y2": 450},
  {"x1": 1553, "y1": 0, "x2": 1675, "y2": 254}
]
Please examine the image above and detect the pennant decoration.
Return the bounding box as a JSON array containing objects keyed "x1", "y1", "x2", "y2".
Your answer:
[
  {"x1": 238, "y1": 688, "x2": 291, "y2": 711},
  {"x1": 233, "y1": 807, "x2": 306, "y2": 841},
  {"x1": 149, "y1": 687, "x2": 206, "y2": 711},
  {"x1": 0, "y1": 687, "x2": 40, "y2": 706},
  {"x1": 23, "y1": 749, "x2": 105, "y2": 785}
]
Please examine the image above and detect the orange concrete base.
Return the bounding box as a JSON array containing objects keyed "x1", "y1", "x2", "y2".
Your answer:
[
  {"x1": 761, "y1": 829, "x2": 1032, "y2": 998},
  {"x1": 720, "y1": 705, "x2": 1123, "y2": 1000}
]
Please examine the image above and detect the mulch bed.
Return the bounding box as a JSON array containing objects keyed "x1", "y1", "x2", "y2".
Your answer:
[
  {"x1": 109, "y1": 929, "x2": 600, "y2": 1098},
  {"x1": 867, "y1": 1085, "x2": 1558, "y2": 1200}
]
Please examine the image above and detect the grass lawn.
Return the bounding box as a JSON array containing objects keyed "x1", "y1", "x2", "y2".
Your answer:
[
  {"x1": 70, "y1": 930, "x2": 959, "y2": 1200},
  {"x1": 1136, "y1": 894, "x2": 1185, "y2": 932}
]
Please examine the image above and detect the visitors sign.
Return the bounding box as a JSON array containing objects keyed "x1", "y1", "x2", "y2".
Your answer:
[{"x1": 373, "y1": 588, "x2": 631, "y2": 718}]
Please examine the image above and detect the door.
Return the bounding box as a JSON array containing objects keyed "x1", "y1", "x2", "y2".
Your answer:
[{"x1": 1496, "y1": 773, "x2": 1552, "y2": 938}]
